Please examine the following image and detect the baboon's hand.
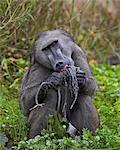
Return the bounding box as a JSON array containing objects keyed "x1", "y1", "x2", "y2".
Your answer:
[
  {"x1": 39, "y1": 72, "x2": 63, "y2": 97},
  {"x1": 48, "y1": 72, "x2": 64, "y2": 87},
  {"x1": 76, "y1": 69, "x2": 86, "y2": 86}
]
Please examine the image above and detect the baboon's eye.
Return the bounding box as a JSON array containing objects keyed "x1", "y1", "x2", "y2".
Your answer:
[
  {"x1": 53, "y1": 40, "x2": 58, "y2": 45},
  {"x1": 42, "y1": 47, "x2": 48, "y2": 51}
]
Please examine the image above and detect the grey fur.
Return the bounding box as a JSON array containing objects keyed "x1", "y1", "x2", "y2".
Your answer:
[{"x1": 20, "y1": 29, "x2": 99, "y2": 139}]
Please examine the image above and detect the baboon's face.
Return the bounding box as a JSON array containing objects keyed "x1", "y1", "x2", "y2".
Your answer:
[
  {"x1": 34, "y1": 29, "x2": 76, "y2": 71},
  {"x1": 42, "y1": 40, "x2": 74, "y2": 72}
]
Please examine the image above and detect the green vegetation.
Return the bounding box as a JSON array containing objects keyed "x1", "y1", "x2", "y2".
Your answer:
[
  {"x1": 0, "y1": 0, "x2": 120, "y2": 149},
  {"x1": 0, "y1": 60, "x2": 120, "y2": 149}
]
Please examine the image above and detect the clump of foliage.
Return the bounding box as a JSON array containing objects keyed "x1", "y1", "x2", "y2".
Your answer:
[
  {"x1": 0, "y1": 57, "x2": 28, "y2": 148},
  {"x1": 12, "y1": 134, "x2": 80, "y2": 150}
]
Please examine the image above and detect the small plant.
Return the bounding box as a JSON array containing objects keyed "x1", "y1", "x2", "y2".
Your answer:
[{"x1": 12, "y1": 134, "x2": 81, "y2": 150}]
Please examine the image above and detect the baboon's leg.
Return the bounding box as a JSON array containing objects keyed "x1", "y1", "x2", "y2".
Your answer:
[
  {"x1": 68, "y1": 95, "x2": 99, "y2": 136},
  {"x1": 67, "y1": 123, "x2": 77, "y2": 137},
  {"x1": 28, "y1": 89, "x2": 57, "y2": 139}
]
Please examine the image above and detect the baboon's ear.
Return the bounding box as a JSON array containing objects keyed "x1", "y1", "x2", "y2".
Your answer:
[
  {"x1": 72, "y1": 43, "x2": 92, "y2": 76},
  {"x1": 30, "y1": 44, "x2": 36, "y2": 64}
]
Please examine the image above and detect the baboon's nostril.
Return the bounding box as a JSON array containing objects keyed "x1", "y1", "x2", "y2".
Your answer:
[{"x1": 56, "y1": 61, "x2": 64, "y2": 68}]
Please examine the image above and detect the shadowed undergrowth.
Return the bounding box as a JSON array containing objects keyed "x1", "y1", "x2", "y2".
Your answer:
[{"x1": 0, "y1": 0, "x2": 119, "y2": 63}]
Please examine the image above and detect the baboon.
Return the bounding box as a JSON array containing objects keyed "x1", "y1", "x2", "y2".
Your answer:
[{"x1": 20, "y1": 29, "x2": 99, "y2": 139}]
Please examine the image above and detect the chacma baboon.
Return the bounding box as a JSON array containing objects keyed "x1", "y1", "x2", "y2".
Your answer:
[{"x1": 20, "y1": 29, "x2": 99, "y2": 139}]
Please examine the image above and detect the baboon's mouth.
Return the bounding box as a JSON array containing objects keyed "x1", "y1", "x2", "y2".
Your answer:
[{"x1": 60, "y1": 64, "x2": 69, "y2": 72}]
